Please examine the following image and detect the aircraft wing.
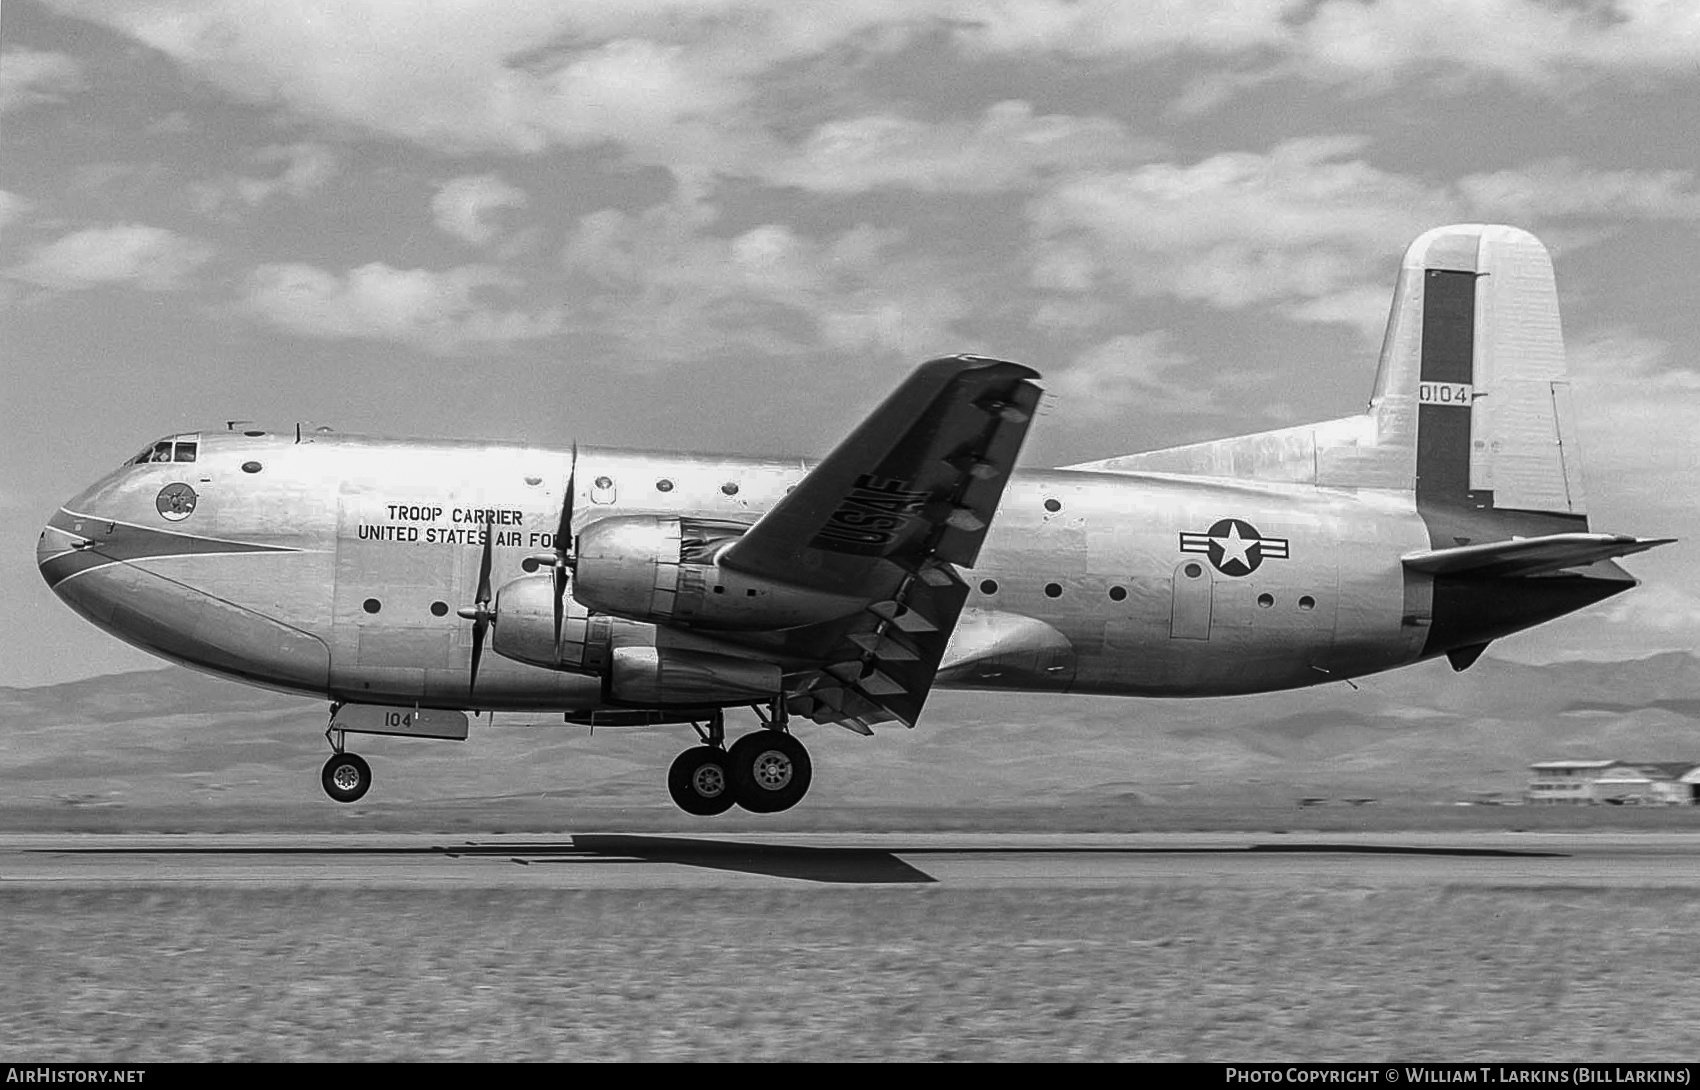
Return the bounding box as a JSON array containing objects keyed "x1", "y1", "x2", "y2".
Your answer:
[
  {"x1": 1401, "y1": 533, "x2": 1674, "y2": 579},
  {"x1": 716, "y1": 354, "x2": 1042, "y2": 733},
  {"x1": 719, "y1": 355, "x2": 1041, "y2": 590}
]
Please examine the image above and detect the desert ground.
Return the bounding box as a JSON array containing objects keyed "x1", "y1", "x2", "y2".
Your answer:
[{"x1": 3, "y1": 655, "x2": 1698, "y2": 1061}]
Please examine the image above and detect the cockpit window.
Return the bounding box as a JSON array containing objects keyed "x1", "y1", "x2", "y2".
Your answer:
[{"x1": 131, "y1": 434, "x2": 201, "y2": 465}]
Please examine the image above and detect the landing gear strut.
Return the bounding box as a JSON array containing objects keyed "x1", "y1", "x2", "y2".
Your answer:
[
  {"x1": 665, "y1": 700, "x2": 813, "y2": 816},
  {"x1": 321, "y1": 706, "x2": 372, "y2": 804}
]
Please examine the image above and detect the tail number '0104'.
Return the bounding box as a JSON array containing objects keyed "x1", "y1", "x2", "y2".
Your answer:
[
  {"x1": 1418, "y1": 381, "x2": 1473, "y2": 406},
  {"x1": 385, "y1": 711, "x2": 413, "y2": 729}
]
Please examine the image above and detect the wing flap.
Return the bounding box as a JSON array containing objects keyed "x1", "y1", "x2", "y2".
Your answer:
[
  {"x1": 1402, "y1": 532, "x2": 1674, "y2": 579},
  {"x1": 786, "y1": 561, "x2": 970, "y2": 731}
]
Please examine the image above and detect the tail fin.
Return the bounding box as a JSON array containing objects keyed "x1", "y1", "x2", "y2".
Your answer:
[
  {"x1": 1070, "y1": 224, "x2": 1591, "y2": 543},
  {"x1": 1373, "y1": 223, "x2": 1589, "y2": 544}
]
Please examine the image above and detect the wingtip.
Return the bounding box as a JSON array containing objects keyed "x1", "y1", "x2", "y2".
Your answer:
[{"x1": 921, "y1": 353, "x2": 1041, "y2": 382}]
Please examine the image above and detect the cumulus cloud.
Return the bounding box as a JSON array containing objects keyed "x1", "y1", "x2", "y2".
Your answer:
[
  {"x1": 0, "y1": 191, "x2": 30, "y2": 238},
  {"x1": 1048, "y1": 332, "x2": 1216, "y2": 419},
  {"x1": 33, "y1": 0, "x2": 1700, "y2": 204},
  {"x1": 1567, "y1": 328, "x2": 1700, "y2": 513},
  {"x1": 8, "y1": 224, "x2": 215, "y2": 291},
  {"x1": 0, "y1": 47, "x2": 83, "y2": 113},
  {"x1": 562, "y1": 199, "x2": 966, "y2": 361},
  {"x1": 767, "y1": 101, "x2": 1157, "y2": 194},
  {"x1": 954, "y1": 0, "x2": 1700, "y2": 90},
  {"x1": 241, "y1": 261, "x2": 563, "y2": 355},
  {"x1": 1029, "y1": 138, "x2": 1452, "y2": 314},
  {"x1": 432, "y1": 174, "x2": 529, "y2": 246},
  {"x1": 1458, "y1": 160, "x2": 1700, "y2": 223},
  {"x1": 1027, "y1": 141, "x2": 1700, "y2": 342},
  {"x1": 1295, "y1": 0, "x2": 1700, "y2": 88},
  {"x1": 193, "y1": 143, "x2": 339, "y2": 214}
]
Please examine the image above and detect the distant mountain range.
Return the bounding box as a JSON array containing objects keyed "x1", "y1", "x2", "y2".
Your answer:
[{"x1": 2, "y1": 653, "x2": 1697, "y2": 818}]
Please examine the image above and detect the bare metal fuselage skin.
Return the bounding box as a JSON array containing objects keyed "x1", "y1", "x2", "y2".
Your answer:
[{"x1": 41, "y1": 429, "x2": 1438, "y2": 711}]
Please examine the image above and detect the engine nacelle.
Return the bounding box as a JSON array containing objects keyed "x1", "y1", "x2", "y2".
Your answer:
[
  {"x1": 608, "y1": 645, "x2": 782, "y2": 706},
  {"x1": 573, "y1": 515, "x2": 864, "y2": 629},
  {"x1": 490, "y1": 573, "x2": 613, "y2": 674},
  {"x1": 488, "y1": 575, "x2": 781, "y2": 710}
]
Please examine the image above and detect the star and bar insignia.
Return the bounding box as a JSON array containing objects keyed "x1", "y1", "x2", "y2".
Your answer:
[{"x1": 1179, "y1": 517, "x2": 1289, "y2": 577}]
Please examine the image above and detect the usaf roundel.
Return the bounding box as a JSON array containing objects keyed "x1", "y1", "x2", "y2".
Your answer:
[{"x1": 1179, "y1": 518, "x2": 1289, "y2": 577}]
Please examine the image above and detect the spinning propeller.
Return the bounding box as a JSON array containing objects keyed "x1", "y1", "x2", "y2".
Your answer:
[
  {"x1": 456, "y1": 519, "x2": 497, "y2": 691},
  {"x1": 459, "y1": 446, "x2": 582, "y2": 691},
  {"x1": 536, "y1": 443, "x2": 580, "y2": 646}
]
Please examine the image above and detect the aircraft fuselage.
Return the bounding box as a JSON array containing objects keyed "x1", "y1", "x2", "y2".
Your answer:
[{"x1": 42, "y1": 427, "x2": 1453, "y2": 709}]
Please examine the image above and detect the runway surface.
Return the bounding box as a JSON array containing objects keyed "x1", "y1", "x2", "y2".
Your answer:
[{"x1": 3, "y1": 831, "x2": 1698, "y2": 889}]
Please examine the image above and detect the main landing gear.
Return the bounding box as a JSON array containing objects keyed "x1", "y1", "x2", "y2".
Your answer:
[
  {"x1": 666, "y1": 702, "x2": 813, "y2": 817},
  {"x1": 321, "y1": 711, "x2": 371, "y2": 804}
]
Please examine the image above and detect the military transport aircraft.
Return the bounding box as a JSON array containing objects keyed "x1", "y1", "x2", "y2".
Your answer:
[{"x1": 38, "y1": 224, "x2": 1672, "y2": 814}]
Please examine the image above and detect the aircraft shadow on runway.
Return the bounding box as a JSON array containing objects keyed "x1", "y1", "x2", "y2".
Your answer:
[{"x1": 35, "y1": 837, "x2": 1566, "y2": 885}]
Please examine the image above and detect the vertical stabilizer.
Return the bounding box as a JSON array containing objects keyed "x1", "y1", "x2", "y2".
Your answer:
[{"x1": 1369, "y1": 224, "x2": 1589, "y2": 544}]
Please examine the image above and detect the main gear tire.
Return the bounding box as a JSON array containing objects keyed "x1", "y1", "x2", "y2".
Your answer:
[
  {"x1": 727, "y1": 731, "x2": 812, "y2": 814},
  {"x1": 667, "y1": 746, "x2": 736, "y2": 816}
]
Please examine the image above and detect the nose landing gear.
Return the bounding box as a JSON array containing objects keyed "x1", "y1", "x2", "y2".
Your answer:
[{"x1": 321, "y1": 709, "x2": 371, "y2": 803}]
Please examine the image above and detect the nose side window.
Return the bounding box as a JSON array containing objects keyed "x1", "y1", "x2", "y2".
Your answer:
[
  {"x1": 150, "y1": 441, "x2": 173, "y2": 462},
  {"x1": 173, "y1": 441, "x2": 198, "y2": 463}
]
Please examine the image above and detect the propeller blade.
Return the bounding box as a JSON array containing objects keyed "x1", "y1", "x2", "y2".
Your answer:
[
  {"x1": 462, "y1": 518, "x2": 496, "y2": 693},
  {"x1": 553, "y1": 564, "x2": 565, "y2": 648},
  {"x1": 556, "y1": 443, "x2": 576, "y2": 562},
  {"x1": 475, "y1": 518, "x2": 494, "y2": 607},
  {"x1": 553, "y1": 444, "x2": 576, "y2": 646},
  {"x1": 470, "y1": 614, "x2": 487, "y2": 691}
]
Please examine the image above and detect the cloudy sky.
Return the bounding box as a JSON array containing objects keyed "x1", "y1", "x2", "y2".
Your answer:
[{"x1": 4, "y1": 0, "x2": 1697, "y2": 686}]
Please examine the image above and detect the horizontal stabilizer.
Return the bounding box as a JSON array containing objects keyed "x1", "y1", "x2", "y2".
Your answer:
[{"x1": 1402, "y1": 533, "x2": 1673, "y2": 579}]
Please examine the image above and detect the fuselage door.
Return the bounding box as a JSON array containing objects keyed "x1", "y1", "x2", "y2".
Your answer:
[{"x1": 1170, "y1": 560, "x2": 1213, "y2": 640}]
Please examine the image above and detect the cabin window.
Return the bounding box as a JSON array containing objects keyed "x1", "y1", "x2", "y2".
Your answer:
[
  {"x1": 1043, "y1": 498, "x2": 1061, "y2": 513},
  {"x1": 656, "y1": 478, "x2": 674, "y2": 493},
  {"x1": 1257, "y1": 593, "x2": 1275, "y2": 608},
  {"x1": 1108, "y1": 585, "x2": 1127, "y2": 601},
  {"x1": 430, "y1": 601, "x2": 449, "y2": 617},
  {"x1": 1044, "y1": 582, "x2": 1063, "y2": 598},
  {"x1": 1298, "y1": 595, "x2": 1316, "y2": 611},
  {"x1": 363, "y1": 598, "x2": 381, "y2": 614},
  {"x1": 241, "y1": 461, "x2": 262, "y2": 474},
  {"x1": 979, "y1": 579, "x2": 998, "y2": 595}
]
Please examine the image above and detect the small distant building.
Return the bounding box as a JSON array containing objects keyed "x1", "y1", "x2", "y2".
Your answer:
[
  {"x1": 1526, "y1": 759, "x2": 1616, "y2": 804},
  {"x1": 1526, "y1": 759, "x2": 1700, "y2": 805}
]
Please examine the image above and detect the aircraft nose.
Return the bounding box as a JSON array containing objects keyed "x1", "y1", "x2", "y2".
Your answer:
[
  {"x1": 38, "y1": 506, "x2": 96, "y2": 594},
  {"x1": 39, "y1": 510, "x2": 76, "y2": 592},
  {"x1": 36, "y1": 524, "x2": 53, "y2": 586}
]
